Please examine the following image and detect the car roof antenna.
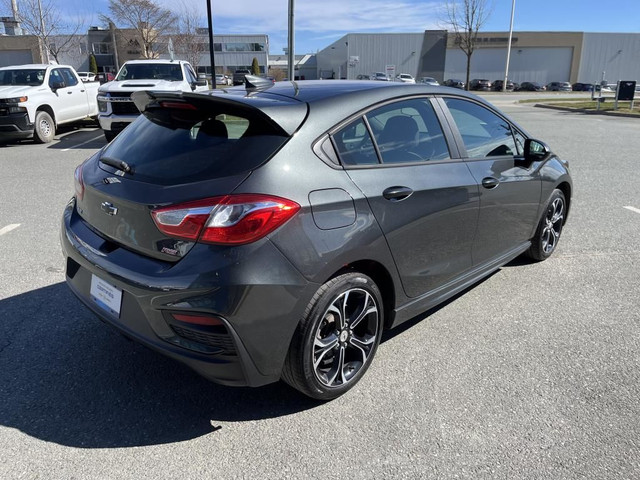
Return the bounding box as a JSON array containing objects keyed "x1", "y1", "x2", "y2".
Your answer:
[{"x1": 244, "y1": 75, "x2": 273, "y2": 91}]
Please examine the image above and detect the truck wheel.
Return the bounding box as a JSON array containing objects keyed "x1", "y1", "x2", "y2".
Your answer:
[
  {"x1": 104, "y1": 130, "x2": 116, "y2": 142},
  {"x1": 33, "y1": 111, "x2": 55, "y2": 143}
]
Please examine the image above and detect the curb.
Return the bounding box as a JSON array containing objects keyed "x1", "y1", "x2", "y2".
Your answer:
[{"x1": 533, "y1": 103, "x2": 639, "y2": 118}]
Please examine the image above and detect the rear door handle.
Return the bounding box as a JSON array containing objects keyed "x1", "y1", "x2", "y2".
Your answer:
[
  {"x1": 383, "y1": 186, "x2": 413, "y2": 201},
  {"x1": 481, "y1": 177, "x2": 499, "y2": 189}
]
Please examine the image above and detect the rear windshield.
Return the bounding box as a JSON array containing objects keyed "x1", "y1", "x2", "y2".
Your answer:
[{"x1": 100, "y1": 104, "x2": 289, "y2": 186}]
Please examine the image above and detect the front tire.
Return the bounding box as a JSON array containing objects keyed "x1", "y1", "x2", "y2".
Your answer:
[
  {"x1": 33, "y1": 111, "x2": 55, "y2": 143},
  {"x1": 527, "y1": 189, "x2": 566, "y2": 261},
  {"x1": 282, "y1": 272, "x2": 384, "y2": 400}
]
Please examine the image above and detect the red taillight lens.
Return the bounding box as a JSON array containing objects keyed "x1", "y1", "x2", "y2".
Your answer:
[
  {"x1": 74, "y1": 164, "x2": 84, "y2": 201},
  {"x1": 151, "y1": 194, "x2": 300, "y2": 245},
  {"x1": 171, "y1": 313, "x2": 224, "y2": 326}
]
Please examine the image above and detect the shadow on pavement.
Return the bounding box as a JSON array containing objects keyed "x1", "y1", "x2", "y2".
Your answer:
[{"x1": 0, "y1": 283, "x2": 318, "y2": 449}]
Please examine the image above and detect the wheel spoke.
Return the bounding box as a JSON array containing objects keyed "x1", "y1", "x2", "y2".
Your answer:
[
  {"x1": 326, "y1": 303, "x2": 343, "y2": 330},
  {"x1": 348, "y1": 335, "x2": 375, "y2": 363},
  {"x1": 313, "y1": 334, "x2": 338, "y2": 369},
  {"x1": 349, "y1": 292, "x2": 376, "y2": 330},
  {"x1": 326, "y1": 345, "x2": 345, "y2": 386}
]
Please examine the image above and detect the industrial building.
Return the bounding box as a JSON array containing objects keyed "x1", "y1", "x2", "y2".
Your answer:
[{"x1": 316, "y1": 30, "x2": 640, "y2": 85}]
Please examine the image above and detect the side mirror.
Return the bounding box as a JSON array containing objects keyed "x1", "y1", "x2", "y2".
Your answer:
[
  {"x1": 192, "y1": 80, "x2": 208, "y2": 90},
  {"x1": 50, "y1": 80, "x2": 66, "y2": 91},
  {"x1": 524, "y1": 138, "x2": 550, "y2": 162}
]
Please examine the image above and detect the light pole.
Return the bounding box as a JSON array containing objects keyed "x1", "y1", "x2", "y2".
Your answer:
[
  {"x1": 502, "y1": 0, "x2": 515, "y2": 92},
  {"x1": 37, "y1": 0, "x2": 50, "y2": 63},
  {"x1": 287, "y1": 0, "x2": 294, "y2": 81},
  {"x1": 206, "y1": 0, "x2": 216, "y2": 77}
]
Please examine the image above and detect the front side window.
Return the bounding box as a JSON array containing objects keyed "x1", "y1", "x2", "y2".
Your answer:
[
  {"x1": 49, "y1": 69, "x2": 64, "y2": 88},
  {"x1": 444, "y1": 98, "x2": 517, "y2": 158}
]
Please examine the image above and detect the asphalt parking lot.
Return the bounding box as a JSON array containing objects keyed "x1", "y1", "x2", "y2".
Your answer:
[{"x1": 1, "y1": 95, "x2": 639, "y2": 479}]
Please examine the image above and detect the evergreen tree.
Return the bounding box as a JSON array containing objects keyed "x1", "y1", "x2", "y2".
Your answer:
[{"x1": 251, "y1": 57, "x2": 260, "y2": 76}]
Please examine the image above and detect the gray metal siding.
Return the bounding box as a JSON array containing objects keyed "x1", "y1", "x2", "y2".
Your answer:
[{"x1": 579, "y1": 33, "x2": 640, "y2": 84}]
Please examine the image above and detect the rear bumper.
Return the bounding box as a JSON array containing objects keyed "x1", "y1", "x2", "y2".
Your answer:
[{"x1": 60, "y1": 199, "x2": 317, "y2": 387}]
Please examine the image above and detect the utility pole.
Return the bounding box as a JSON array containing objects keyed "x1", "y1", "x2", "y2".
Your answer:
[
  {"x1": 37, "y1": 0, "x2": 50, "y2": 63},
  {"x1": 206, "y1": 0, "x2": 216, "y2": 77},
  {"x1": 287, "y1": 0, "x2": 294, "y2": 81},
  {"x1": 502, "y1": 0, "x2": 515, "y2": 92}
]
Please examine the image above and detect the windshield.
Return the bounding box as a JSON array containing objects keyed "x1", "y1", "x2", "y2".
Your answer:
[
  {"x1": 116, "y1": 63, "x2": 184, "y2": 81},
  {"x1": 0, "y1": 69, "x2": 46, "y2": 86}
]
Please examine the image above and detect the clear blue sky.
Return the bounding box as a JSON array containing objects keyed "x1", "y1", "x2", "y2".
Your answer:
[{"x1": 3, "y1": 0, "x2": 640, "y2": 54}]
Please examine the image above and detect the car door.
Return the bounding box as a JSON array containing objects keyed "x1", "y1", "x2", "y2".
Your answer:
[
  {"x1": 332, "y1": 97, "x2": 479, "y2": 298},
  {"x1": 438, "y1": 97, "x2": 541, "y2": 266},
  {"x1": 48, "y1": 68, "x2": 87, "y2": 122}
]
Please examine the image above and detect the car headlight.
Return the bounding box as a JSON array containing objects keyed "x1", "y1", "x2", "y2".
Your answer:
[
  {"x1": 1, "y1": 96, "x2": 28, "y2": 103},
  {"x1": 97, "y1": 93, "x2": 109, "y2": 112}
]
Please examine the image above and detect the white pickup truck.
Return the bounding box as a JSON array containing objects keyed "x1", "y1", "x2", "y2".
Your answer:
[
  {"x1": 0, "y1": 64, "x2": 99, "y2": 143},
  {"x1": 97, "y1": 59, "x2": 208, "y2": 141}
]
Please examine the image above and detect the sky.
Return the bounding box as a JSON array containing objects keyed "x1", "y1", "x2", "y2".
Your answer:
[{"x1": 2, "y1": 0, "x2": 640, "y2": 54}]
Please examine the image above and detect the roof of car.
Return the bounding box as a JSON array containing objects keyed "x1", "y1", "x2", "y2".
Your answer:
[
  {"x1": 122, "y1": 59, "x2": 188, "y2": 65},
  {"x1": 0, "y1": 64, "x2": 72, "y2": 70}
]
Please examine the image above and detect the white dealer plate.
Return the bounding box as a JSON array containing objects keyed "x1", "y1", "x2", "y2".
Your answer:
[{"x1": 90, "y1": 274, "x2": 122, "y2": 317}]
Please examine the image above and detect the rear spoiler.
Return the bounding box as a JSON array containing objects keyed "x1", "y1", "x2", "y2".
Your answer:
[{"x1": 132, "y1": 89, "x2": 308, "y2": 136}]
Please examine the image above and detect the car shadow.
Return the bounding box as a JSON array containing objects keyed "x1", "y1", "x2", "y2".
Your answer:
[
  {"x1": 47, "y1": 125, "x2": 106, "y2": 150},
  {"x1": 0, "y1": 283, "x2": 318, "y2": 449}
]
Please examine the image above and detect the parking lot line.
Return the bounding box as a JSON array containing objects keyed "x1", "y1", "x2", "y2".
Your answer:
[
  {"x1": 0, "y1": 224, "x2": 20, "y2": 236},
  {"x1": 61, "y1": 133, "x2": 104, "y2": 152},
  {"x1": 623, "y1": 206, "x2": 640, "y2": 215}
]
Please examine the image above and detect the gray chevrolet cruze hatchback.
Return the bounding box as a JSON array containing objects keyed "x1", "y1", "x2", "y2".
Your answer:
[{"x1": 61, "y1": 78, "x2": 572, "y2": 400}]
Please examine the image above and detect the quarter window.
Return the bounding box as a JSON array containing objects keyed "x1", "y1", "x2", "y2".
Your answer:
[
  {"x1": 333, "y1": 118, "x2": 378, "y2": 166},
  {"x1": 444, "y1": 98, "x2": 517, "y2": 158}
]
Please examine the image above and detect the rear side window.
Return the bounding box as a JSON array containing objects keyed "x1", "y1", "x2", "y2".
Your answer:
[
  {"x1": 101, "y1": 106, "x2": 288, "y2": 186},
  {"x1": 444, "y1": 98, "x2": 517, "y2": 158}
]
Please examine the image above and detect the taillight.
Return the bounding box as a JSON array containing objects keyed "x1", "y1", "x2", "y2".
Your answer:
[
  {"x1": 151, "y1": 194, "x2": 300, "y2": 245},
  {"x1": 74, "y1": 164, "x2": 84, "y2": 201}
]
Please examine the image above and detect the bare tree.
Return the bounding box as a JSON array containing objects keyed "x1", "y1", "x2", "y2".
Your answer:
[
  {"x1": 443, "y1": 0, "x2": 492, "y2": 90},
  {"x1": 172, "y1": 1, "x2": 206, "y2": 70},
  {"x1": 4, "y1": 0, "x2": 87, "y2": 63},
  {"x1": 105, "y1": 0, "x2": 176, "y2": 59}
]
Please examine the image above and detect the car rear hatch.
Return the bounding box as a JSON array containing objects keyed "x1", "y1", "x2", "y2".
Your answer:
[{"x1": 75, "y1": 89, "x2": 307, "y2": 262}]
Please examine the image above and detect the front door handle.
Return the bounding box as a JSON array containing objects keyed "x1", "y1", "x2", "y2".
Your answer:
[
  {"x1": 383, "y1": 186, "x2": 413, "y2": 201},
  {"x1": 481, "y1": 177, "x2": 500, "y2": 189}
]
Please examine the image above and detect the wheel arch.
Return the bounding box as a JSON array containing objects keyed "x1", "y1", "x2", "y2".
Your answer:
[
  {"x1": 556, "y1": 181, "x2": 572, "y2": 223},
  {"x1": 330, "y1": 259, "x2": 396, "y2": 330},
  {"x1": 36, "y1": 104, "x2": 57, "y2": 126}
]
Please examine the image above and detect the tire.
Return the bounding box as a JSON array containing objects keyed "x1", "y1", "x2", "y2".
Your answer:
[
  {"x1": 33, "y1": 110, "x2": 55, "y2": 143},
  {"x1": 282, "y1": 272, "x2": 384, "y2": 400},
  {"x1": 103, "y1": 130, "x2": 116, "y2": 142},
  {"x1": 527, "y1": 189, "x2": 566, "y2": 261}
]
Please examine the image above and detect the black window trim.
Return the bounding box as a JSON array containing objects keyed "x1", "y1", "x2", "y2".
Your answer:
[{"x1": 325, "y1": 94, "x2": 463, "y2": 170}]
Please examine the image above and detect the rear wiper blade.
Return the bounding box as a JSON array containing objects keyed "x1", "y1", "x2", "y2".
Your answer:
[{"x1": 100, "y1": 155, "x2": 133, "y2": 174}]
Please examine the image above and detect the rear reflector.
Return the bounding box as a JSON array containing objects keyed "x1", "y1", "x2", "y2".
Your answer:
[
  {"x1": 74, "y1": 164, "x2": 84, "y2": 201},
  {"x1": 152, "y1": 194, "x2": 300, "y2": 245},
  {"x1": 171, "y1": 313, "x2": 224, "y2": 326}
]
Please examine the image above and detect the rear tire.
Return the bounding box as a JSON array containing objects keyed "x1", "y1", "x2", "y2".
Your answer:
[
  {"x1": 282, "y1": 272, "x2": 383, "y2": 400},
  {"x1": 527, "y1": 189, "x2": 566, "y2": 261},
  {"x1": 33, "y1": 111, "x2": 55, "y2": 143}
]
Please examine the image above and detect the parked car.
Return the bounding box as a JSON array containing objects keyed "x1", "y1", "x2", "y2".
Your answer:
[
  {"x1": 232, "y1": 69, "x2": 251, "y2": 85},
  {"x1": 469, "y1": 79, "x2": 492, "y2": 91},
  {"x1": 443, "y1": 78, "x2": 465, "y2": 89},
  {"x1": 215, "y1": 74, "x2": 231, "y2": 86},
  {"x1": 418, "y1": 77, "x2": 440, "y2": 86},
  {"x1": 396, "y1": 73, "x2": 415, "y2": 83},
  {"x1": 97, "y1": 59, "x2": 208, "y2": 141},
  {"x1": 62, "y1": 78, "x2": 572, "y2": 400},
  {"x1": 492, "y1": 79, "x2": 515, "y2": 91},
  {"x1": 517, "y1": 81, "x2": 545, "y2": 92},
  {"x1": 356, "y1": 74, "x2": 371, "y2": 80},
  {"x1": 0, "y1": 64, "x2": 99, "y2": 143},
  {"x1": 547, "y1": 82, "x2": 572, "y2": 92},
  {"x1": 572, "y1": 82, "x2": 594, "y2": 92},
  {"x1": 96, "y1": 72, "x2": 115, "y2": 84},
  {"x1": 76, "y1": 71, "x2": 96, "y2": 82},
  {"x1": 372, "y1": 72, "x2": 389, "y2": 81}
]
